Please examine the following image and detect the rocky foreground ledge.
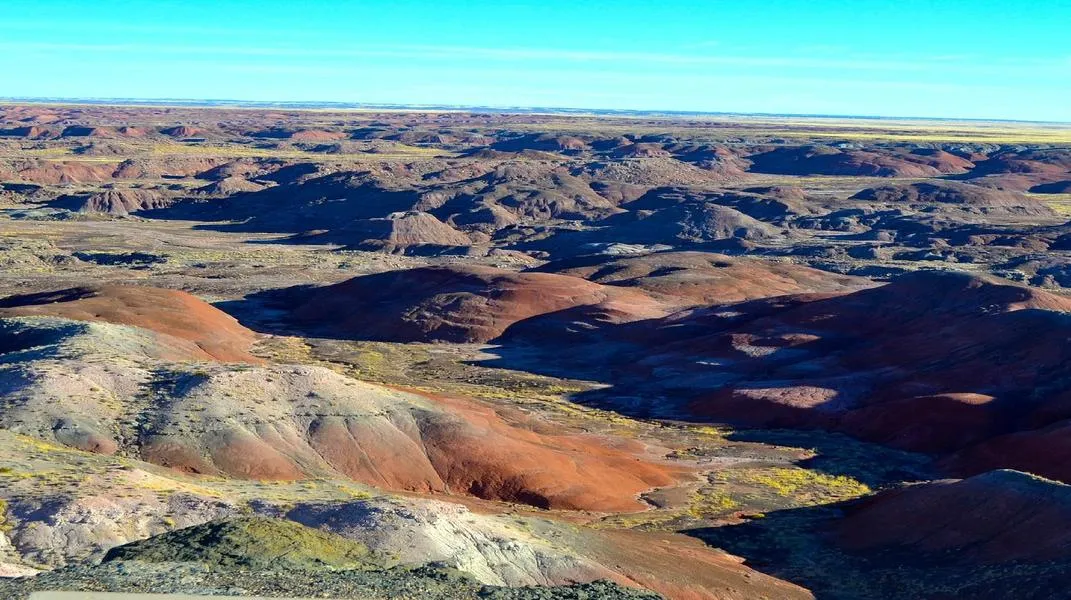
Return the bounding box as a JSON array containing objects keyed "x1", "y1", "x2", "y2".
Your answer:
[{"x1": 3, "y1": 518, "x2": 660, "y2": 600}]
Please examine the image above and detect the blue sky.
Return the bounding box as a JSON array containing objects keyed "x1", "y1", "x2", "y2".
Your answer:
[{"x1": 1, "y1": 0, "x2": 1069, "y2": 121}]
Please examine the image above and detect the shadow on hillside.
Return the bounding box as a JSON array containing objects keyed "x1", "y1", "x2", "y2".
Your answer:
[
  {"x1": 686, "y1": 500, "x2": 1071, "y2": 600},
  {"x1": 213, "y1": 285, "x2": 317, "y2": 337},
  {"x1": 685, "y1": 504, "x2": 849, "y2": 599},
  {"x1": 723, "y1": 429, "x2": 934, "y2": 487},
  {"x1": 214, "y1": 283, "x2": 936, "y2": 490},
  {"x1": 137, "y1": 180, "x2": 429, "y2": 240}
]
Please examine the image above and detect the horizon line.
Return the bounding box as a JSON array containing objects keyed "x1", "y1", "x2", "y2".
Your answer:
[{"x1": 3, "y1": 96, "x2": 1070, "y2": 127}]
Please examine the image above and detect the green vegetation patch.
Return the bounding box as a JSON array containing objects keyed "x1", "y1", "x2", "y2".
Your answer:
[
  {"x1": 103, "y1": 517, "x2": 380, "y2": 571},
  {"x1": 715, "y1": 466, "x2": 871, "y2": 506}
]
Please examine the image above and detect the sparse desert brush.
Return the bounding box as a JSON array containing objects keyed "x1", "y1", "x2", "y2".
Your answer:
[
  {"x1": 692, "y1": 425, "x2": 727, "y2": 439},
  {"x1": 1039, "y1": 194, "x2": 1071, "y2": 216},
  {"x1": 595, "y1": 508, "x2": 688, "y2": 530},
  {"x1": 687, "y1": 489, "x2": 739, "y2": 517},
  {"x1": 15, "y1": 434, "x2": 70, "y2": 454},
  {"x1": 718, "y1": 467, "x2": 871, "y2": 504},
  {"x1": 334, "y1": 483, "x2": 373, "y2": 500}
]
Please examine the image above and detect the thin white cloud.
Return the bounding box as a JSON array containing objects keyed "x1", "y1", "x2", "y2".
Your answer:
[{"x1": 4, "y1": 40, "x2": 1069, "y2": 77}]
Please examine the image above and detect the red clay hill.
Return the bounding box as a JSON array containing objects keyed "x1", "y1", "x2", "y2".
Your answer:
[
  {"x1": 537, "y1": 251, "x2": 868, "y2": 305},
  {"x1": 295, "y1": 387, "x2": 682, "y2": 511},
  {"x1": 851, "y1": 180, "x2": 1054, "y2": 217},
  {"x1": 304, "y1": 265, "x2": 1071, "y2": 484},
  {"x1": 135, "y1": 376, "x2": 683, "y2": 512},
  {"x1": 837, "y1": 470, "x2": 1071, "y2": 565},
  {"x1": 676, "y1": 271, "x2": 1071, "y2": 437},
  {"x1": 76, "y1": 188, "x2": 174, "y2": 215},
  {"x1": 705, "y1": 469, "x2": 1071, "y2": 598},
  {"x1": 290, "y1": 264, "x2": 670, "y2": 343},
  {"x1": 573, "y1": 270, "x2": 1071, "y2": 482},
  {"x1": 276, "y1": 262, "x2": 1071, "y2": 483},
  {"x1": 0, "y1": 286, "x2": 684, "y2": 512},
  {"x1": 287, "y1": 255, "x2": 867, "y2": 344},
  {"x1": 0, "y1": 285, "x2": 260, "y2": 363},
  {"x1": 160, "y1": 125, "x2": 204, "y2": 138}
]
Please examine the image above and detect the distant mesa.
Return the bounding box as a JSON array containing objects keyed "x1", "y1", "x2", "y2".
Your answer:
[
  {"x1": 15, "y1": 161, "x2": 118, "y2": 185},
  {"x1": 713, "y1": 186, "x2": 824, "y2": 221},
  {"x1": 512, "y1": 190, "x2": 795, "y2": 258},
  {"x1": 490, "y1": 133, "x2": 591, "y2": 153},
  {"x1": 554, "y1": 201, "x2": 787, "y2": 250},
  {"x1": 72, "y1": 141, "x2": 135, "y2": 157},
  {"x1": 0, "y1": 125, "x2": 53, "y2": 138},
  {"x1": 740, "y1": 185, "x2": 810, "y2": 202},
  {"x1": 538, "y1": 250, "x2": 867, "y2": 306},
  {"x1": 971, "y1": 149, "x2": 1071, "y2": 177},
  {"x1": 248, "y1": 127, "x2": 347, "y2": 141},
  {"x1": 59, "y1": 125, "x2": 143, "y2": 138},
  {"x1": 180, "y1": 173, "x2": 425, "y2": 232},
  {"x1": 193, "y1": 157, "x2": 288, "y2": 181},
  {"x1": 747, "y1": 144, "x2": 973, "y2": 177},
  {"x1": 289, "y1": 129, "x2": 348, "y2": 142},
  {"x1": 904, "y1": 147, "x2": 977, "y2": 171},
  {"x1": 459, "y1": 164, "x2": 621, "y2": 221},
  {"x1": 851, "y1": 181, "x2": 1056, "y2": 217},
  {"x1": 0, "y1": 105, "x2": 66, "y2": 124},
  {"x1": 160, "y1": 125, "x2": 204, "y2": 138},
  {"x1": 110, "y1": 156, "x2": 228, "y2": 180},
  {"x1": 73, "y1": 188, "x2": 174, "y2": 216},
  {"x1": 116, "y1": 126, "x2": 147, "y2": 137},
  {"x1": 321, "y1": 210, "x2": 474, "y2": 252},
  {"x1": 579, "y1": 155, "x2": 743, "y2": 187},
  {"x1": 960, "y1": 149, "x2": 1071, "y2": 191},
  {"x1": 965, "y1": 173, "x2": 1071, "y2": 193},
  {"x1": 612, "y1": 142, "x2": 672, "y2": 158},
  {"x1": 194, "y1": 176, "x2": 267, "y2": 195}
]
